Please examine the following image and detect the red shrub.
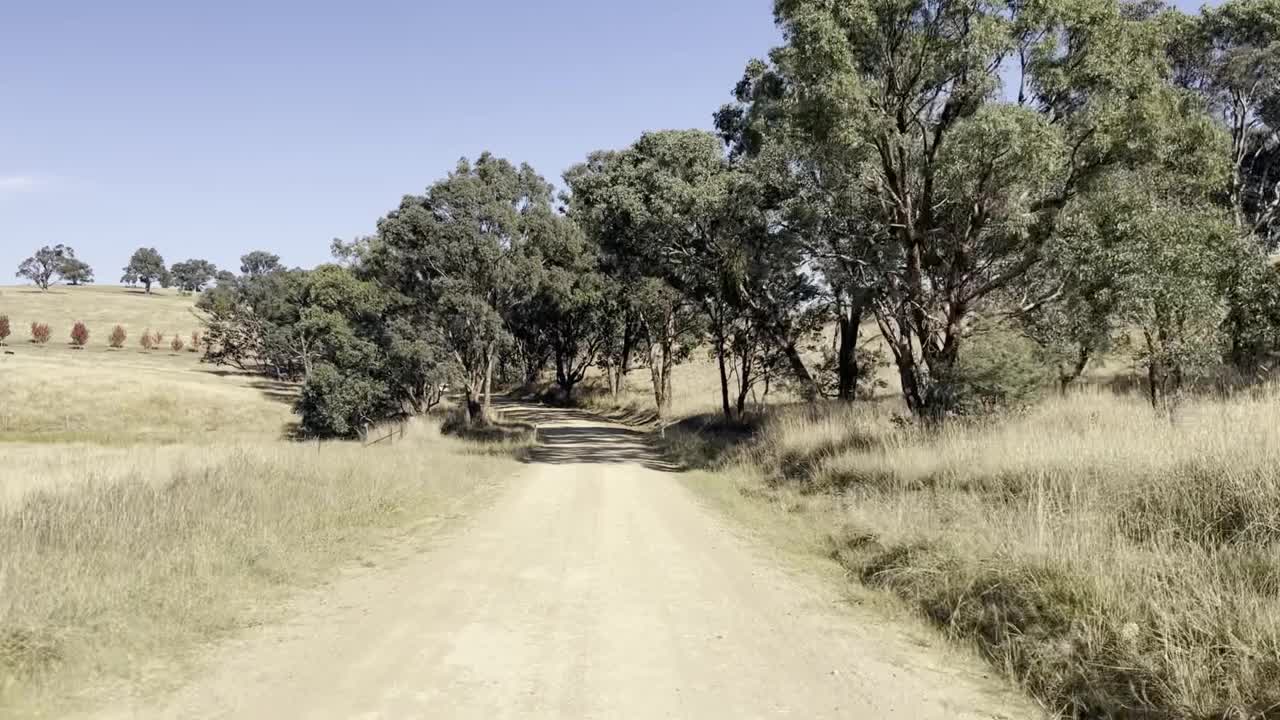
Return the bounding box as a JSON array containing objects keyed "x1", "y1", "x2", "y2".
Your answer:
[
  {"x1": 30, "y1": 322, "x2": 51, "y2": 344},
  {"x1": 109, "y1": 325, "x2": 127, "y2": 349},
  {"x1": 70, "y1": 321, "x2": 89, "y2": 348}
]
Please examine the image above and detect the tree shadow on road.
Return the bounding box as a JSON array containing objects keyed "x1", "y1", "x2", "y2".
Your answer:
[{"x1": 498, "y1": 404, "x2": 680, "y2": 472}]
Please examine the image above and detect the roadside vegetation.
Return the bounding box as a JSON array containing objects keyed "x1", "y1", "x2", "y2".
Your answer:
[
  {"x1": 0, "y1": 287, "x2": 518, "y2": 717},
  {"x1": 3, "y1": 0, "x2": 1278, "y2": 716},
  {"x1": 668, "y1": 390, "x2": 1280, "y2": 718},
  {"x1": 0, "y1": 424, "x2": 512, "y2": 716}
]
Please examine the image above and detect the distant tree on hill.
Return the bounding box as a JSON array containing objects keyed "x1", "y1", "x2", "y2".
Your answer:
[
  {"x1": 15, "y1": 245, "x2": 74, "y2": 291},
  {"x1": 170, "y1": 259, "x2": 218, "y2": 293},
  {"x1": 60, "y1": 257, "x2": 94, "y2": 285},
  {"x1": 122, "y1": 248, "x2": 167, "y2": 294},
  {"x1": 240, "y1": 251, "x2": 284, "y2": 278}
]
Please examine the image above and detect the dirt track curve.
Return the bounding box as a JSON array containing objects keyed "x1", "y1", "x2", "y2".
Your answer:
[{"x1": 94, "y1": 403, "x2": 1033, "y2": 719}]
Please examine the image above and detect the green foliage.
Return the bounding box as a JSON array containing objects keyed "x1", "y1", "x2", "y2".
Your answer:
[
  {"x1": 564, "y1": 130, "x2": 825, "y2": 416},
  {"x1": 728, "y1": 0, "x2": 1229, "y2": 417},
  {"x1": 15, "y1": 245, "x2": 74, "y2": 291},
  {"x1": 59, "y1": 258, "x2": 94, "y2": 286},
  {"x1": 352, "y1": 153, "x2": 550, "y2": 421},
  {"x1": 931, "y1": 323, "x2": 1050, "y2": 416},
  {"x1": 122, "y1": 248, "x2": 167, "y2": 294},
  {"x1": 295, "y1": 362, "x2": 388, "y2": 440},
  {"x1": 239, "y1": 251, "x2": 283, "y2": 278},
  {"x1": 169, "y1": 259, "x2": 218, "y2": 293},
  {"x1": 1170, "y1": 0, "x2": 1280, "y2": 247}
]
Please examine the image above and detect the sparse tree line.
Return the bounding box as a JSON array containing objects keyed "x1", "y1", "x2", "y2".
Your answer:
[
  {"x1": 192, "y1": 0, "x2": 1278, "y2": 437},
  {"x1": 0, "y1": 312, "x2": 201, "y2": 353},
  {"x1": 15, "y1": 245, "x2": 245, "y2": 295}
]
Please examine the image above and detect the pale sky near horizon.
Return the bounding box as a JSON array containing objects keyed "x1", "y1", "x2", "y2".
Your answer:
[{"x1": 1, "y1": 0, "x2": 1209, "y2": 285}]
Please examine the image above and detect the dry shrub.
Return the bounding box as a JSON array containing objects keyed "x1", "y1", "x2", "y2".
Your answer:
[
  {"x1": 139, "y1": 329, "x2": 154, "y2": 351},
  {"x1": 29, "y1": 323, "x2": 50, "y2": 345},
  {"x1": 730, "y1": 390, "x2": 1280, "y2": 718},
  {"x1": 108, "y1": 325, "x2": 127, "y2": 349},
  {"x1": 69, "y1": 322, "x2": 89, "y2": 348},
  {"x1": 170, "y1": 335, "x2": 184, "y2": 353},
  {"x1": 189, "y1": 330, "x2": 202, "y2": 352},
  {"x1": 0, "y1": 315, "x2": 10, "y2": 345}
]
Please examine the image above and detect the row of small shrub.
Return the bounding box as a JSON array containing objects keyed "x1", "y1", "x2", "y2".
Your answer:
[{"x1": 0, "y1": 315, "x2": 201, "y2": 352}]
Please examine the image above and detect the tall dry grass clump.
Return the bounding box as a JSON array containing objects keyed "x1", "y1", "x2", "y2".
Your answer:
[
  {"x1": 0, "y1": 422, "x2": 512, "y2": 714},
  {"x1": 728, "y1": 390, "x2": 1280, "y2": 718}
]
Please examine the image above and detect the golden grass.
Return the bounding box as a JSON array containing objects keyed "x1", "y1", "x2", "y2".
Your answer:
[
  {"x1": 0, "y1": 354, "x2": 293, "y2": 446},
  {"x1": 0, "y1": 288, "x2": 523, "y2": 716},
  {"x1": 688, "y1": 390, "x2": 1280, "y2": 718},
  {"x1": 553, "y1": 353, "x2": 816, "y2": 425},
  {"x1": 0, "y1": 285, "x2": 201, "y2": 352},
  {"x1": 0, "y1": 419, "x2": 516, "y2": 717}
]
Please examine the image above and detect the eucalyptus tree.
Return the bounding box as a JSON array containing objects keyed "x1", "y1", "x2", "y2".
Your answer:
[
  {"x1": 240, "y1": 251, "x2": 285, "y2": 278},
  {"x1": 15, "y1": 244, "x2": 74, "y2": 290},
  {"x1": 170, "y1": 258, "x2": 218, "y2": 293},
  {"x1": 718, "y1": 61, "x2": 883, "y2": 402},
  {"x1": 565, "y1": 131, "x2": 820, "y2": 418},
  {"x1": 739, "y1": 0, "x2": 1221, "y2": 417},
  {"x1": 357, "y1": 154, "x2": 547, "y2": 423},
  {"x1": 122, "y1": 247, "x2": 167, "y2": 294},
  {"x1": 518, "y1": 210, "x2": 613, "y2": 401},
  {"x1": 1168, "y1": 0, "x2": 1280, "y2": 374},
  {"x1": 564, "y1": 140, "x2": 713, "y2": 417},
  {"x1": 60, "y1": 257, "x2": 94, "y2": 285}
]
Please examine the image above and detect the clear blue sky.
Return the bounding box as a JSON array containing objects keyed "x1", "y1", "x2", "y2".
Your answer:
[
  {"x1": 1, "y1": 1, "x2": 1209, "y2": 285},
  {"x1": 1, "y1": 0, "x2": 778, "y2": 282}
]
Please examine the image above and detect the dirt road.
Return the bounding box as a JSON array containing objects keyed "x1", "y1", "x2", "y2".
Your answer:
[{"x1": 98, "y1": 405, "x2": 1031, "y2": 719}]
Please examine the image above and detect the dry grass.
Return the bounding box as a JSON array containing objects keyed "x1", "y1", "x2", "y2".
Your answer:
[
  {"x1": 0, "y1": 288, "x2": 523, "y2": 717},
  {"x1": 544, "y1": 352, "x2": 818, "y2": 426},
  {"x1": 690, "y1": 390, "x2": 1280, "y2": 718},
  {"x1": 0, "y1": 285, "x2": 201, "y2": 353},
  {"x1": 0, "y1": 354, "x2": 293, "y2": 446},
  {"x1": 0, "y1": 425, "x2": 513, "y2": 716}
]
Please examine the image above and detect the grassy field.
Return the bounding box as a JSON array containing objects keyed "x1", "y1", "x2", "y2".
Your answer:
[
  {"x1": 0, "y1": 286, "x2": 522, "y2": 717},
  {"x1": 0, "y1": 284, "x2": 202, "y2": 350},
  {"x1": 675, "y1": 390, "x2": 1280, "y2": 719}
]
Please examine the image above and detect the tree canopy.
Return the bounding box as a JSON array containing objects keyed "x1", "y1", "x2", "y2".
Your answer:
[
  {"x1": 122, "y1": 248, "x2": 168, "y2": 294},
  {"x1": 190, "y1": 0, "x2": 1280, "y2": 433},
  {"x1": 15, "y1": 245, "x2": 75, "y2": 291}
]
